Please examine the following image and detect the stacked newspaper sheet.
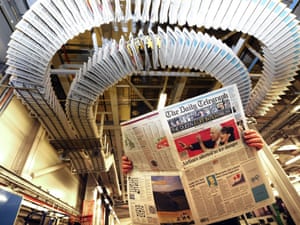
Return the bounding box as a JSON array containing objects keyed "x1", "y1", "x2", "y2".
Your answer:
[{"x1": 121, "y1": 85, "x2": 274, "y2": 225}]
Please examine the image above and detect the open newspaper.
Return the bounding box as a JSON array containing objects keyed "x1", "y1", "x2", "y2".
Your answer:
[{"x1": 121, "y1": 85, "x2": 274, "y2": 225}]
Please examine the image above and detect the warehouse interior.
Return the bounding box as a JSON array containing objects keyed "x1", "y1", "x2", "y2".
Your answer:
[{"x1": 0, "y1": 0, "x2": 300, "y2": 224}]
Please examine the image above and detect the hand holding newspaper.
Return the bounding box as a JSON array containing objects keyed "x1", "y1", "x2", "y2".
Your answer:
[{"x1": 121, "y1": 85, "x2": 273, "y2": 225}]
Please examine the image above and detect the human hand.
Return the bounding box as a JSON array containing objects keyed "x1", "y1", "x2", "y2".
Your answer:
[
  {"x1": 243, "y1": 129, "x2": 264, "y2": 150},
  {"x1": 122, "y1": 155, "x2": 133, "y2": 174},
  {"x1": 178, "y1": 141, "x2": 188, "y2": 149},
  {"x1": 196, "y1": 134, "x2": 203, "y2": 142}
]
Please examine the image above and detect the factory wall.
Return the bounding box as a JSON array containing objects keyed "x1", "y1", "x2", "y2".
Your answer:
[{"x1": 0, "y1": 97, "x2": 81, "y2": 209}]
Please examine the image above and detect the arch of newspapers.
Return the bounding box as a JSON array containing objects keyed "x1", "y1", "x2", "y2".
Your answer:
[{"x1": 6, "y1": 0, "x2": 300, "y2": 173}]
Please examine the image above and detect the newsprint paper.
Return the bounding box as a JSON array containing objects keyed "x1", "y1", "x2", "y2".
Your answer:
[{"x1": 121, "y1": 84, "x2": 274, "y2": 225}]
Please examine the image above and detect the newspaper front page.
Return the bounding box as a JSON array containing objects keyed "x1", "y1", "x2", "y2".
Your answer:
[{"x1": 121, "y1": 85, "x2": 274, "y2": 225}]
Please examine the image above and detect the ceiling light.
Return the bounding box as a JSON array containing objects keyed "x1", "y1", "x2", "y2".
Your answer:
[
  {"x1": 22, "y1": 199, "x2": 48, "y2": 212},
  {"x1": 157, "y1": 77, "x2": 168, "y2": 110},
  {"x1": 104, "y1": 198, "x2": 110, "y2": 204},
  {"x1": 291, "y1": 177, "x2": 300, "y2": 184},
  {"x1": 0, "y1": 194, "x2": 8, "y2": 202},
  {"x1": 285, "y1": 155, "x2": 300, "y2": 165},
  {"x1": 272, "y1": 189, "x2": 279, "y2": 197},
  {"x1": 92, "y1": 31, "x2": 98, "y2": 51},
  {"x1": 292, "y1": 105, "x2": 300, "y2": 113},
  {"x1": 49, "y1": 189, "x2": 64, "y2": 199},
  {"x1": 157, "y1": 93, "x2": 167, "y2": 110},
  {"x1": 277, "y1": 144, "x2": 299, "y2": 151},
  {"x1": 97, "y1": 186, "x2": 104, "y2": 194}
]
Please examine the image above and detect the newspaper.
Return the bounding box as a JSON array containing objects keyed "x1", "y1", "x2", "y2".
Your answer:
[{"x1": 121, "y1": 85, "x2": 274, "y2": 225}]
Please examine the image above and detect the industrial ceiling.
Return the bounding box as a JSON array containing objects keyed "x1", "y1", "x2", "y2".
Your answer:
[{"x1": 1, "y1": 0, "x2": 300, "y2": 220}]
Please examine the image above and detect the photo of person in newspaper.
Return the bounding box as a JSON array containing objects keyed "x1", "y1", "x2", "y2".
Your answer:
[
  {"x1": 219, "y1": 126, "x2": 235, "y2": 145},
  {"x1": 151, "y1": 176, "x2": 195, "y2": 225},
  {"x1": 178, "y1": 125, "x2": 222, "y2": 151},
  {"x1": 230, "y1": 172, "x2": 246, "y2": 187},
  {"x1": 175, "y1": 119, "x2": 240, "y2": 160},
  {"x1": 206, "y1": 175, "x2": 218, "y2": 187}
]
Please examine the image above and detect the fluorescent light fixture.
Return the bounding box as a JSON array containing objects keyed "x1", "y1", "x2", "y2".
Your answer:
[
  {"x1": 49, "y1": 189, "x2": 64, "y2": 199},
  {"x1": 292, "y1": 105, "x2": 300, "y2": 112},
  {"x1": 285, "y1": 155, "x2": 300, "y2": 165},
  {"x1": 0, "y1": 194, "x2": 8, "y2": 202},
  {"x1": 272, "y1": 189, "x2": 279, "y2": 197},
  {"x1": 92, "y1": 31, "x2": 98, "y2": 50},
  {"x1": 97, "y1": 186, "x2": 104, "y2": 194},
  {"x1": 93, "y1": 188, "x2": 98, "y2": 200},
  {"x1": 288, "y1": 174, "x2": 300, "y2": 184},
  {"x1": 22, "y1": 199, "x2": 48, "y2": 212},
  {"x1": 104, "y1": 198, "x2": 110, "y2": 204},
  {"x1": 97, "y1": 198, "x2": 102, "y2": 206},
  {"x1": 277, "y1": 144, "x2": 299, "y2": 151},
  {"x1": 290, "y1": 176, "x2": 300, "y2": 184},
  {"x1": 157, "y1": 93, "x2": 167, "y2": 110},
  {"x1": 106, "y1": 187, "x2": 112, "y2": 196}
]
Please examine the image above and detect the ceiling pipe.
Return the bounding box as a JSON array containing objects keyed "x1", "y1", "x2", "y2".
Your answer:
[
  {"x1": 245, "y1": 43, "x2": 264, "y2": 62},
  {"x1": 50, "y1": 69, "x2": 78, "y2": 74},
  {"x1": 169, "y1": 77, "x2": 187, "y2": 104},
  {"x1": 220, "y1": 31, "x2": 237, "y2": 41},
  {"x1": 260, "y1": 98, "x2": 300, "y2": 141},
  {"x1": 269, "y1": 137, "x2": 286, "y2": 148},
  {"x1": 289, "y1": 0, "x2": 300, "y2": 11},
  {"x1": 108, "y1": 86, "x2": 124, "y2": 199},
  {"x1": 248, "y1": 57, "x2": 259, "y2": 72},
  {"x1": 133, "y1": 70, "x2": 211, "y2": 77},
  {"x1": 232, "y1": 33, "x2": 249, "y2": 56},
  {"x1": 31, "y1": 163, "x2": 68, "y2": 178},
  {"x1": 126, "y1": 78, "x2": 154, "y2": 111},
  {"x1": 0, "y1": 87, "x2": 13, "y2": 114}
]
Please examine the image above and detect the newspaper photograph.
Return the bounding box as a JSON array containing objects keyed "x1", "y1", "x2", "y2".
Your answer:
[
  {"x1": 121, "y1": 84, "x2": 274, "y2": 224},
  {"x1": 127, "y1": 171, "x2": 194, "y2": 225}
]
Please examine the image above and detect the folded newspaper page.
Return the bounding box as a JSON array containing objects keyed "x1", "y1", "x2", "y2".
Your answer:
[{"x1": 121, "y1": 84, "x2": 274, "y2": 225}]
